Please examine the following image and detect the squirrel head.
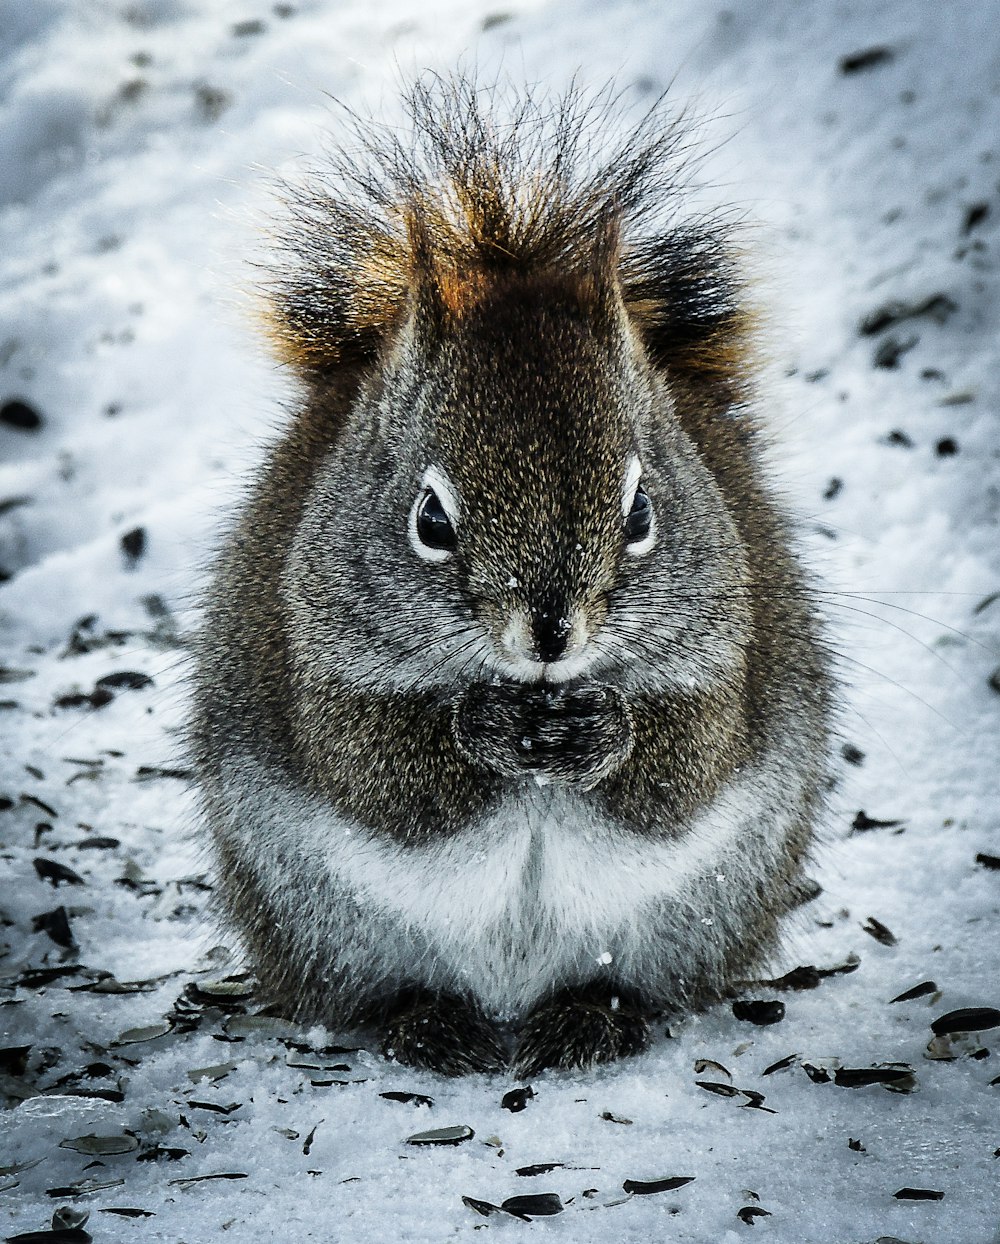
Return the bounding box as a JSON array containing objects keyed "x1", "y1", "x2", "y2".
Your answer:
[{"x1": 271, "y1": 79, "x2": 757, "y2": 697}]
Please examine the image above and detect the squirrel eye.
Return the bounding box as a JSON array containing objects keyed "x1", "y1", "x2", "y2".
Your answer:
[
  {"x1": 414, "y1": 488, "x2": 457, "y2": 555},
  {"x1": 625, "y1": 485, "x2": 652, "y2": 546}
]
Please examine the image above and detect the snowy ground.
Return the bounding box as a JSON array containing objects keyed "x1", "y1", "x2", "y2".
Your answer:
[{"x1": 1, "y1": 1, "x2": 999, "y2": 1241}]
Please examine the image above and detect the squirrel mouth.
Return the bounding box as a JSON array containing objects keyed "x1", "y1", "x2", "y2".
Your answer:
[{"x1": 493, "y1": 613, "x2": 598, "y2": 685}]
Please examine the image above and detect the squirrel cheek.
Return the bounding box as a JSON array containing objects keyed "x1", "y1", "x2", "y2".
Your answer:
[{"x1": 499, "y1": 611, "x2": 534, "y2": 665}]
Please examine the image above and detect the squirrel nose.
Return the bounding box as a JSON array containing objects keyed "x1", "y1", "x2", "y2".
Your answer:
[{"x1": 531, "y1": 601, "x2": 573, "y2": 664}]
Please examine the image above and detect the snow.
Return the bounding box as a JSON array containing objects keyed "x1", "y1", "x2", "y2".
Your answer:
[{"x1": 1, "y1": 1, "x2": 998, "y2": 1241}]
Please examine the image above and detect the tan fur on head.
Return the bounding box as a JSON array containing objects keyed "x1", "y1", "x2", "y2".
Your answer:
[{"x1": 264, "y1": 76, "x2": 753, "y2": 402}]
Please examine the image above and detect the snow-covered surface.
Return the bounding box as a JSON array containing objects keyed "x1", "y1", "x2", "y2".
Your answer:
[{"x1": 2, "y1": 1, "x2": 998, "y2": 1241}]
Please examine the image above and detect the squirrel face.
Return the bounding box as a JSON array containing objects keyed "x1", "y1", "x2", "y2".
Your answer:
[{"x1": 284, "y1": 270, "x2": 753, "y2": 698}]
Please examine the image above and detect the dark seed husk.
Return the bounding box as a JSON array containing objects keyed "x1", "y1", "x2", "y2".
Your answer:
[
  {"x1": 732, "y1": 999, "x2": 785, "y2": 1025},
  {"x1": 133, "y1": 765, "x2": 192, "y2": 782},
  {"x1": 834, "y1": 1066, "x2": 917, "y2": 1091},
  {"x1": 696, "y1": 1080, "x2": 741, "y2": 1098},
  {"x1": 893, "y1": 1187, "x2": 944, "y2": 1200},
  {"x1": 862, "y1": 916, "x2": 898, "y2": 946},
  {"x1": 11, "y1": 965, "x2": 85, "y2": 989},
  {"x1": 462, "y1": 1195, "x2": 500, "y2": 1218},
  {"x1": 119, "y1": 528, "x2": 146, "y2": 563},
  {"x1": 839, "y1": 45, "x2": 894, "y2": 73},
  {"x1": 763, "y1": 1054, "x2": 799, "y2": 1076},
  {"x1": 379, "y1": 1091, "x2": 433, "y2": 1107},
  {"x1": 98, "y1": 1209, "x2": 154, "y2": 1218},
  {"x1": 33, "y1": 858, "x2": 85, "y2": 887},
  {"x1": 931, "y1": 1007, "x2": 1000, "y2": 1035},
  {"x1": 406, "y1": 1125, "x2": 474, "y2": 1146},
  {"x1": 500, "y1": 1193, "x2": 563, "y2": 1218},
  {"x1": 622, "y1": 1175, "x2": 695, "y2": 1195},
  {"x1": 890, "y1": 981, "x2": 937, "y2": 1003},
  {"x1": 187, "y1": 1100, "x2": 241, "y2": 1115},
  {"x1": 136, "y1": 1146, "x2": 190, "y2": 1163},
  {"x1": 976, "y1": 852, "x2": 1000, "y2": 870},
  {"x1": 858, "y1": 293, "x2": 955, "y2": 336},
  {"x1": 501, "y1": 1085, "x2": 534, "y2": 1112},
  {"x1": 0, "y1": 399, "x2": 44, "y2": 431},
  {"x1": 852, "y1": 810, "x2": 904, "y2": 832},
  {"x1": 95, "y1": 671, "x2": 153, "y2": 691},
  {"x1": 739, "y1": 1090, "x2": 777, "y2": 1112},
  {"x1": 167, "y1": 1173, "x2": 248, "y2": 1187},
  {"x1": 802, "y1": 1063, "x2": 832, "y2": 1084},
  {"x1": 737, "y1": 1205, "x2": 773, "y2": 1224},
  {"x1": 693, "y1": 1059, "x2": 732, "y2": 1079},
  {"x1": 31, "y1": 907, "x2": 75, "y2": 949},
  {"x1": 760, "y1": 966, "x2": 821, "y2": 990},
  {"x1": 5, "y1": 1232, "x2": 92, "y2": 1244},
  {"x1": 758, "y1": 957, "x2": 859, "y2": 992},
  {"x1": 515, "y1": 1163, "x2": 564, "y2": 1177},
  {"x1": 21, "y1": 794, "x2": 59, "y2": 818}
]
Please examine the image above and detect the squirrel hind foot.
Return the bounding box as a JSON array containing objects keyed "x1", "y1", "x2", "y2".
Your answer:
[
  {"x1": 511, "y1": 986, "x2": 650, "y2": 1077},
  {"x1": 379, "y1": 988, "x2": 508, "y2": 1076}
]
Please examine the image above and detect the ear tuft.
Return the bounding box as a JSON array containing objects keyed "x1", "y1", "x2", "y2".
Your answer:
[
  {"x1": 621, "y1": 225, "x2": 755, "y2": 403},
  {"x1": 263, "y1": 75, "x2": 752, "y2": 408}
]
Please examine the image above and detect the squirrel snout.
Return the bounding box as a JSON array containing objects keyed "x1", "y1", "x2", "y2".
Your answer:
[{"x1": 499, "y1": 600, "x2": 594, "y2": 680}]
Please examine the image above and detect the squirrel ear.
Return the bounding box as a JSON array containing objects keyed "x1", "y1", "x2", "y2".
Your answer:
[{"x1": 620, "y1": 227, "x2": 753, "y2": 401}]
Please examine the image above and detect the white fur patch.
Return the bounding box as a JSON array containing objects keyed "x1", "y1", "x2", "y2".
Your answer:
[{"x1": 216, "y1": 739, "x2": 805, "y2": 1020}]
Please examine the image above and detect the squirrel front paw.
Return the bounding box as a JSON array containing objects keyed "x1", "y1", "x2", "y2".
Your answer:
[{"x1": 451, "y1": 682, "x2": 633, "y2": 789}]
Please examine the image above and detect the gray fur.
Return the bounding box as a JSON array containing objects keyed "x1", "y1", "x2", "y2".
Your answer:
[{"x1": 190, "y1": 77, "x2": 833, "y2": 1074}]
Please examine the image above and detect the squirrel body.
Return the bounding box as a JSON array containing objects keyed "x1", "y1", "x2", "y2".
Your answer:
[{"x1": 192, "y1": 78, "x2": 833, "y2": 1075}]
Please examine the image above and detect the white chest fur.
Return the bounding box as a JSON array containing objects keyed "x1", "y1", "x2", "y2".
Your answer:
[{"x1": 221, "y1": 756, "x2": 794, "y2": 1018}]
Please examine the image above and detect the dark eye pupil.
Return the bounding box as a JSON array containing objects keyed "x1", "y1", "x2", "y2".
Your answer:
[
  {"x1": 625, "y1": 486, "x2": 651, "y2": 543},
  {"x1": 416, "y1": 489, "x2": 457, "y2": 552}
]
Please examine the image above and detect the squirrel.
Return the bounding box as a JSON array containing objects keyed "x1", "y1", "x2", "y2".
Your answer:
[{"x1": 190, "y1": 77, "x2": 833, "y2": 1076}]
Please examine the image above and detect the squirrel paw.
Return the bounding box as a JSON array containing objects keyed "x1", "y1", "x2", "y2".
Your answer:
[
  {"x1": 380, "y1": 989, "x2": 507, "y2": 1076},
  {"x1": 452, "y1": 682, "x2": 633, "y2": 789},
  {"x1": 512, "y1": 987, "x2": 650, "y2": 1077}
]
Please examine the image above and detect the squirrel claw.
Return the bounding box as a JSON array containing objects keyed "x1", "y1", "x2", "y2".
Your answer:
[
  {"x1": 379, "y1": 989, "x2": 508, "y2": 1076},
  {"x1": 512, "y1": 988, "x2": 650, "y2": 1077}
]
